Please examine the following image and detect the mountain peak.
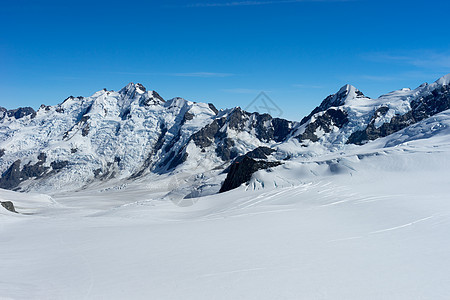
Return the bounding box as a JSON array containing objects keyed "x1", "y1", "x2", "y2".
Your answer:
[
  {"x1": 120, "y1": 82, "x2": 147, "y2": 94},
  {"x1": 323, "y1": 84, "x2": 365, "y2": 109},
  {"x1": 435, "y1": 73, "x2": 450, "y2": 86},
  {"x1": 337, "y1": 84, "x2": 365, "y2": 100},
  {"x1": 337, "y1": 84, "x2": 355, "y2": 93},
  {"x1": 299, "y1": 84, "x2": 366, "y2": 125}
]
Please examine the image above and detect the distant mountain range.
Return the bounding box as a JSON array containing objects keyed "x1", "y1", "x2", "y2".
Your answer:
[{"x1": 1, "y1": 74, "x2": 449, "y2": 195}]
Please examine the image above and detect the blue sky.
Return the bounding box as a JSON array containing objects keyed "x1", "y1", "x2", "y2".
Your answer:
[{"x1": 1, "y1": 0, "x2": 449, "y2": 120}]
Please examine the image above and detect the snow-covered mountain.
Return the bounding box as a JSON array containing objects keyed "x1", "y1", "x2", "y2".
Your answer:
[
  {"x1": 290, "y1": 74, "x2": 450, "y2": 148},
  {"x1": 1, "y1": 74, "x2": 449, "y2": 194},
  {"x1": 0, "y1": 83, "x2": 295, "y2": 193}
]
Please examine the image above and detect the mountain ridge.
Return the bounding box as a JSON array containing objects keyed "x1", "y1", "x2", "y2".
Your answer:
[{"x1": 1, "y1": 74, "x2": 449, "y2": 194}]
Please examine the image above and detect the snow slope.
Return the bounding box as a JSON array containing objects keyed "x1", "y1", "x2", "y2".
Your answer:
[{"x1": 1, "y1": 109, "x2": 450, "y2": 299}]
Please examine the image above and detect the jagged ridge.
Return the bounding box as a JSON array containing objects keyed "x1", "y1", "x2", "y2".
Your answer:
[{"x1": 1, "y1": 74, "x2": 450, "y2": 194}]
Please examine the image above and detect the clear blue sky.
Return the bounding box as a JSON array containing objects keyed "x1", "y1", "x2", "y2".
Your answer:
[{"x1": 1, "y1": 0, "x2": 449, "y2": 120}]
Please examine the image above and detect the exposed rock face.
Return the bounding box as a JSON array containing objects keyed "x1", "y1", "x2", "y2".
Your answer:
[
  {"x1": 191, "y1": 119, "x2": 220, "y2": 148},
  {"x1": 208, "y1": 103, "x2": 219, "y2": 115},
  {"x1": 0, "y1": 160, "x2": 23, "y2": 190},
  {"x1": 0, "y1": 106, "x2": 36, "y2": 121},
  {"x1": 166, "y1": 107, "x2": 290, "y2": 170},
  {"x1": 296, "y1": 109, "x2": 349, "y2": 142},
  {"x1": 215, "y1": 138, "x2": 238, "y2": 161},
  {"x1": 347, "y1": 106, "x2": 411, "y2": 145},
  {"x1": 1, "y1": 201, "x2": 17, "y2": 213},
  {"x1": 222, "y1": 146, "x2": 276, "y2": 174},
  {"x1": 8, "y1": 107, "x2": 36, "y2": 119},
  {"x1": 151, "y1": 91, "x2": 165, "y2": 103},
  {"x1": 241, "y1": 146, "x2": 275, "y2": 160},
  {"x1": 412, "y1": 84, "x2": 450, "y2": 118},
  {"x1": 191, "y1": 107, "x2": 294, "y2": 153},
  {"x1": 0, "y1": 149, "x2": 4, "y2": 158},
  {"x1": 219, "y1": 156, "x2": 281, "y2": 193},
  {"x1": 0, "y1": 153, "x2": 69, "y2": 190}
]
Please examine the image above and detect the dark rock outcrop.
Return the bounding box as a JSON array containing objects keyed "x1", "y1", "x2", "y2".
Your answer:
[
  {"x1": 8, "y1": 107, "x2": 36, "y2": 119},
  {"x1": 0, "y1": 160, "x2": 23, "y2": 190},
  {"x1": 296, "y1": 109, "x2": 349, "y2": 142},
  {"x1": 219, "y1": 156, "x2": 282, "y2": 193},
  {"x1": 81, "y1": 123, "x2": 90, "y2": 137},
  {"x1": 51, "y1": 161, "x2": 69, "y2": 171},
  {"x1": 223, "y1": 146, "x2": 276, "y2": 174},
  {"x1": 244, "y1": 146, "x2": 275, "y2": 159},
  {"x1": 215, "y1": 138, "x2": 238, "y2": 161},
  {"x1": 1, "y1": 201, "x2": 17, "y2": 213},
  {"x1": 191, "y1": 119, "x2": 221, "y2": 148},
  {"x1": 0, "y1": 154, "x2": 69, "y2": 190},
  {"x1": 0, "y1": 106, "x2": 36, "y2": 121},
  {"x1": 183, "y1": 112, "x2": 194, "y2": 122},
  {"x1": 152, "y1": 90, "x2": 165, "y2": 103},
  {"x1": 136, "y1": 83, "x2": 146, "y2": 92},
  {"x1": 208, "y1": 103, "x2": 219, "y2": 114},
  {"x1": 0, "y1": 149, "x2": 5, "y2": 157}
]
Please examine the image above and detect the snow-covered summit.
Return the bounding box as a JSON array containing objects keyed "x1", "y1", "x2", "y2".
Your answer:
[
  {"x1": 435, "y1": 73, "x2": 450, "y2": 86},
  {"x1": 300, "y1": 83, "x2": 368, "y2": 126},
  {"x1": 286, "y1": 74, "x2": 450, "y2": 156},
  {"x1": 336, "y1": 84, "x2": 366, "y2": 102}
]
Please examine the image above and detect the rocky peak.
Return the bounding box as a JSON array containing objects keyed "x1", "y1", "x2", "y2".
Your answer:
[
  {"x1": 332, "y1": 84, "x2": 366, "y2": 105},
  {"x1": 120, "y1": 82, "x2": 140, "y2": 94},
  {"x1": 300, "y1": 84, "x2": 365, "y2": 125},
  {"x1": 117, "y1": 83, "x2": 149, "y2": 102},
  {"x1": 0, "y1": 106, "x2": 36, "y2": 121},
  {"x1": 135, "y1": 83, "x2": 146, "y2": 93}
]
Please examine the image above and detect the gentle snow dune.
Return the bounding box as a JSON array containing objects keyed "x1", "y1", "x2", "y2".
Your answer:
[{"x1": 1, "y1": 112, "x2": 450, "y2": 299}]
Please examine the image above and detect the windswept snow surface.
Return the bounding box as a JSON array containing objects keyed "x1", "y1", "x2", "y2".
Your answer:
[{"x1": 1, "y1": 112, "x2": 450, "y2": 299}]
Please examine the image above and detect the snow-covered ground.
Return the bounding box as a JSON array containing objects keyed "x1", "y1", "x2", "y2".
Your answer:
[{"x1": 1, "y1": 112, "x2": 450, "y2": 299}]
